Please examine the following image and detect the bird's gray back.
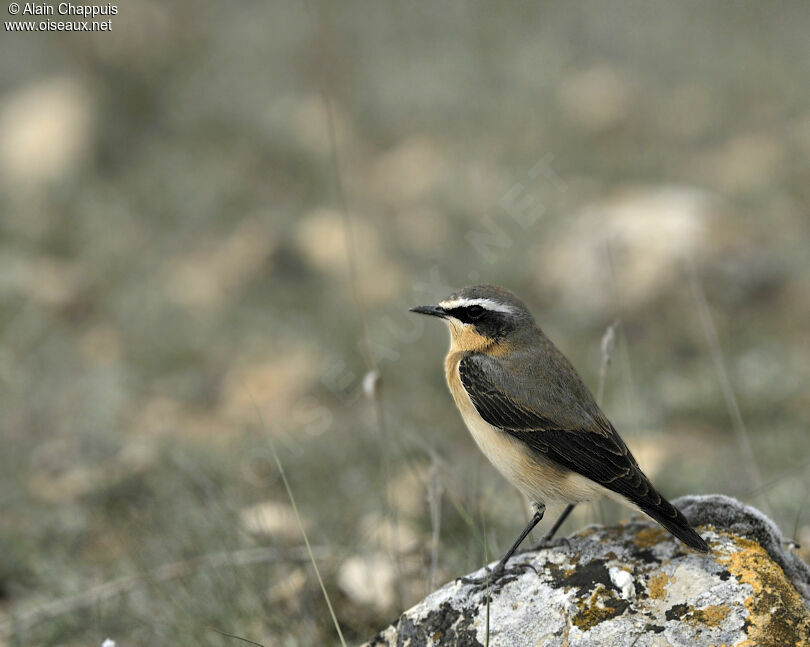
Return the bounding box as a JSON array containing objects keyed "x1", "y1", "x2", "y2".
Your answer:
[{"x1": 487, "y1": 329, "x2": 610, "y2": 435}]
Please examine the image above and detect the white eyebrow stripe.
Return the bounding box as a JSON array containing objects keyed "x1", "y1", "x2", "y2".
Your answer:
[{"x1": 438, "y1": 297, "x2": 514, "y2": 314}]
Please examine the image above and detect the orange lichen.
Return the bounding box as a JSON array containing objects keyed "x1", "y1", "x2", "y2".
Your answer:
[
  {"x1": 633, "y1": 526, "x2": 667, "y2": 549},
  {"x1": 715, "y1": 532, "x2": 810, "y2": 647},
  {"x1": 691, "y1": 604, "x2": 730, "y2": 627},
  {"x1": 667, "y1": 602, "x2": 731, "y2": 628},
  {"x1": 572, "y1": 585, "x2": 627, "y2": 631},
  {"x1": 646, "y1": 572, "x2": 670, "y2": 599}
]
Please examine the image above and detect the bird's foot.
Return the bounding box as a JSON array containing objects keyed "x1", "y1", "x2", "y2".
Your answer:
[{"x1": 457, "y1": 561, "x2": 536, "y2": 588}]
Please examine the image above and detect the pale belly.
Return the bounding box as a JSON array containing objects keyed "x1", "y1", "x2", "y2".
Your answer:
[{"x1": 445, "y1": 353, "x2": 608, "y2": 506}]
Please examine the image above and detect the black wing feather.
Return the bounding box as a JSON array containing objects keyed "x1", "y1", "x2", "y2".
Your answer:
[{"x1": 459, "y1": 353, "x2": 708, "y2": 552}]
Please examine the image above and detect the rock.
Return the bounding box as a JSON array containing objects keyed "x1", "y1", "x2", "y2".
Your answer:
[
  {"x1": 267, "y1": 567, "x2": 308, "y2": 613},
  {"x1": 220, "y1": 346, "x2": 321, "y2": 428},
  {"x1": 557, "y1": 66, "x2": 634, "y2": 132},
  {"x1": 0, "y1": 77, "x2": 93, "y2": 190},
  {"x1": 363, "y1": 495, "x2": 810, "y2": 647},
  {"x1": 161, "y1": 218, "x2": 277, "y2": 310},
  {"x1": 293, "y1": 208, "x2": 405, "y2": 303},
  {"x1": 239, "y1": 501, "x2": 307, "y2": 540},
  {"x1": 369, "y1": 136, "x2": 448, "y2": 203},
  {"x1": 695, "y1": 133, "x2": 785, "y2": 193},
  {"x1": 337, "y1": 553, "x2": 398, "y2": 614},
  {"x1": 359, "y1": 513, "x2": 424, "y2": 555},
  {"x1": 535, "y1": 185, "x2": 715, "y2": 314}
]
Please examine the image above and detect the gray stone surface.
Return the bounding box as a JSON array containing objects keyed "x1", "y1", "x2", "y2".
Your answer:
[{"x1": 364, "y1": 495, "x2": 810, "y2": 647}]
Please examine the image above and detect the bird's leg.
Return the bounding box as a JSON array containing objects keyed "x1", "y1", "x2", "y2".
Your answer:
[
  {"x1": 545, "y1": 503, "x2": 575, "y2": 542},
  {"x1": 526, "y1": 503, "x2": 575, "y2": 551},
  {"x1": 459, "y1": 504, "x2": 544, "y2": 586}
]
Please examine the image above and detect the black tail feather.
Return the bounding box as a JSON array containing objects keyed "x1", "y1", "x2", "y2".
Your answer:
[{"x1": 640, "y1": 501, "x2": 709, "y2": 552}]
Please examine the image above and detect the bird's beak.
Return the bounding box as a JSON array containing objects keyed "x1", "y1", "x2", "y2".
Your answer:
[{"x1": 409, "y1": 304, "x2": 446, "y2": 318}]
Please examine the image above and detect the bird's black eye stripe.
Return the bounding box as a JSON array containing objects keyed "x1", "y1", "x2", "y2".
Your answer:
[
  {"x1": 446, "y1": 305, "x2": 489, "y2": 323},
  {"x1": 466, "y1": 305, "x2": 485, "y2": 320}
]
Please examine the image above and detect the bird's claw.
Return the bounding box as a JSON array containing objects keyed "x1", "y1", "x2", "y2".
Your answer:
[
  {"x1": 457, "y1": 561, "x2": 536, "y2": 588},
  {"x1": 457, "y1": 566, "x2": 495, "y2": 587},
  {"x1": 511, "y1": 561, "x2": 538, "y2": 576}
]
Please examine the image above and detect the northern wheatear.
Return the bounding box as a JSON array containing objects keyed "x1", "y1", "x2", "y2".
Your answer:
[{"x1": 411, "y1": 284, "x2": 708, "y2": 582}]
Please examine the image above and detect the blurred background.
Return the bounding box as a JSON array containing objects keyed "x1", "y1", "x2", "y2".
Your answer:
[{"x1": 2, "y1": 1, "x2": 809, "y2": 645}]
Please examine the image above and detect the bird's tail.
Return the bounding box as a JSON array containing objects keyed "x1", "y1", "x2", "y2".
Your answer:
[{"x1": 638, "y1": 496, "x2": 709, "y2": 552}]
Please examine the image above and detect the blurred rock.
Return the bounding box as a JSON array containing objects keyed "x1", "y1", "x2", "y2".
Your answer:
[
  {"x1": 536, "y1": 186, "x2": 713, "y2": 313},
  {"x1": 295, "y1": 208, "x2": 369, "y2": 273},
  {"x1": 364, "y1": 496, "x2": 810, "y2": 647},
  {"x1": 267, "y1": 567, "x2": 307, "y2": 612},
  {"x1": 240, "y1": 501, "x2": 306, "y2": 541},
  {"x1": 163, "y1": 218, "x2": 276, "y2": 309},
  {"x1": 27, "y1": 438, "x2": 154, "y2": 504},
  {"x1": 338, "y1": 553, "x2": 398, "y2": 613},
  {"x1": 624, "y1": 433, "x2": 667, "y2": 482},
  {"x1": 294, "y1": 207, "x2": 405, "y2": 303},
  {"x1": 626, "y1": 429, "x2": 721, "y2": 489},
  {"x1": 696, "y1": 133, "x2": 785, "y2": 193},
  {"x1": 356, "y1": 261, "x2": 407, "y2": 305},
  {"x1": 130, "y1": 395, "x2": 185, "y2": 436},
  {"x1": 360, "y1": 513, "x2": 423, "y2": 555},
  {"x1": 0, "y1": 77, "x2": 92, "y2": 191},
  {"x1": 130, "y1": 394, "x2": 230, "y2": 437},
  {"x1": 220, "y1": 345, "x2": 320, "y2": 427},
  {"x1": 557, "y1": 66, "x2": 633, "y2": 132},
  {"x1": 369, "y1": 136, "x2": 448, "y2": 203},
  {"x1": 385, "y1": 462, "x2": 431, "y2": 518},
  {"x1": 291, "y1": 93, "x2": 353, "y2": 157}
]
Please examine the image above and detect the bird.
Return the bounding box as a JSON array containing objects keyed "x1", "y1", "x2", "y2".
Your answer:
[{"x1": 410, "y1": 284, "x2": 708, "y2": 583}]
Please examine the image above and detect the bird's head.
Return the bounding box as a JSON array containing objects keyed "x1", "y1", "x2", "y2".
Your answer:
[{"x1": 410, "y1": 284, "x2": 535, "y2": 353}]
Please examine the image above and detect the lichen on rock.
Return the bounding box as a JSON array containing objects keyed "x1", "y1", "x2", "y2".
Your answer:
[{"x1": 364, "y1": 495, "x2": 810, "y2": 647}]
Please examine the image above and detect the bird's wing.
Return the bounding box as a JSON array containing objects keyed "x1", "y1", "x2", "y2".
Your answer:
[
  {"x1": 458, "y1": 352, "x2": 652, "y2": 503},
  {"x1": 458, "y1": 351, "x2": 708, "y2": 552}
]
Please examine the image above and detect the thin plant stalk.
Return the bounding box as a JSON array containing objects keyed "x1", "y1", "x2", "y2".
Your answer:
[
  {"x1": 685, "y1": 255, "x2": 770, "y2": 515},
  {"x1": 249, "y1": 395, "x2": 348, "y2": 647}
]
